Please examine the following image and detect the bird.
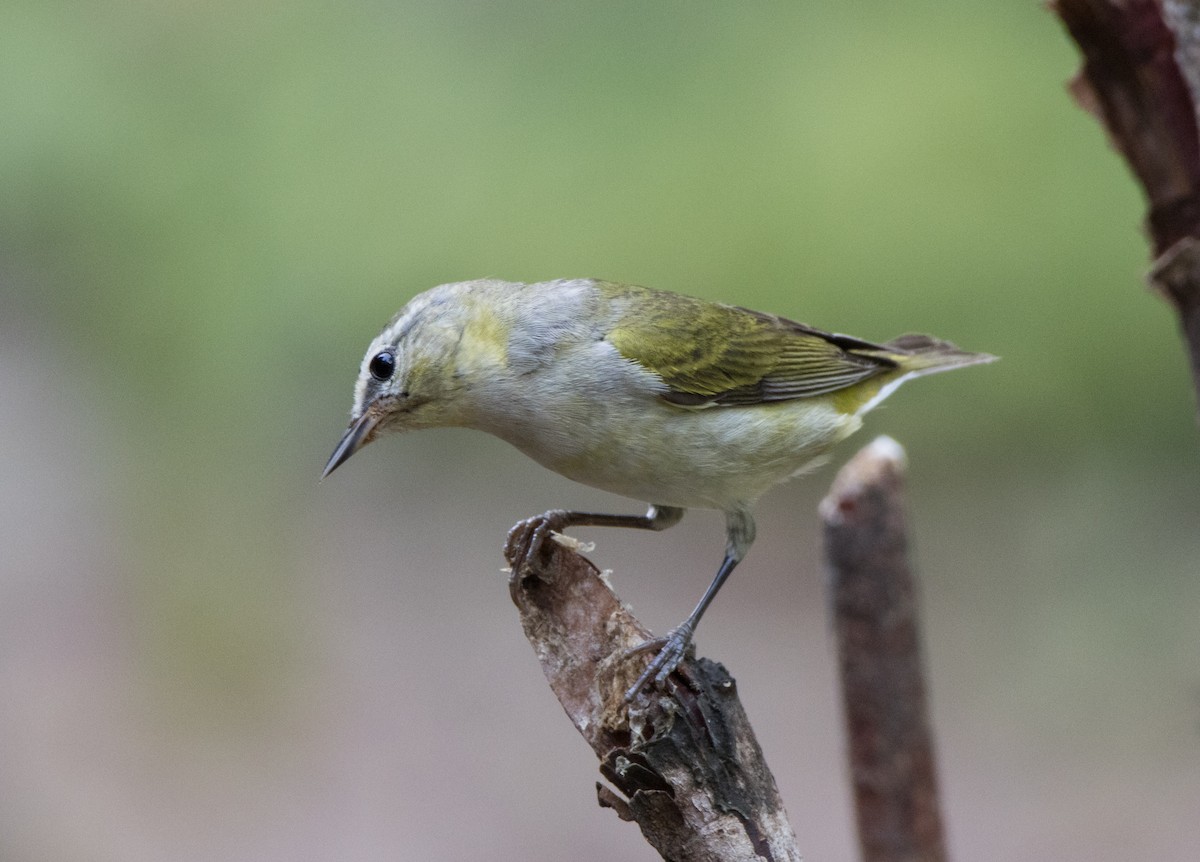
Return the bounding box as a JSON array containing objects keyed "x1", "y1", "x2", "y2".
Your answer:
[{"x1": 323, "y1": 278, "x2": 995, "y2": 700}]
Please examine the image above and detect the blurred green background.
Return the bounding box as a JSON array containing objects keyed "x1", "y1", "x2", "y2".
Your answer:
[{"x1": 3, "y1": 1, "x2": 1198, "y2": 859}]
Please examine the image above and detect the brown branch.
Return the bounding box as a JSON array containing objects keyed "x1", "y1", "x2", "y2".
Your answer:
[
  {"x1": 1053, "y1": 0, "x2": 1200, "y2": 411},
  {"x1": 504, "y1": 527, "x2": 801, "y2": 862},
  {"x1": 821, "y1": 437, "x2": 948, "y2": 862}
]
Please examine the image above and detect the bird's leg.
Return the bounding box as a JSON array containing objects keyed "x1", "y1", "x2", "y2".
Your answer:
[
  {"x1": 625, "y1": 507, "x2": 756, "y2": 701},
  {"x1": 505, "y1": 505, "x2": 685, "y2": 603}
]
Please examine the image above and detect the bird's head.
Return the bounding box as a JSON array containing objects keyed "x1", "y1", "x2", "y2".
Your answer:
[{"x1": 322, "y1": 285, "x2": 478, "y2": 478}]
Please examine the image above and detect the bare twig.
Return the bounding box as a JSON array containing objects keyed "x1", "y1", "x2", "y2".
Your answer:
[
  {"x1": 1053, "y1": 0, "x2": 1200, "y2": 411},
  {"x1": 821, "y1": 437, "x2": 948, "y2": 862},
  {"x1": 504, "y1": 525, "x2": 801, "y2": 862}
]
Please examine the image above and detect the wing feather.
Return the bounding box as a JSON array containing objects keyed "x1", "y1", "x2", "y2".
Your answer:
[{"x1": 603, "y1": 287, "x2": 896, "y2": 407}]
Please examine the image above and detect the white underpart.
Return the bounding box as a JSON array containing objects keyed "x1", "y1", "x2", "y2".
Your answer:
[
  {"x1": 855, "y1": 370, "x2": 918, "y2": 417},
  {"x1": 856, "y1": 353, "x2": 990, "y2": 418}
]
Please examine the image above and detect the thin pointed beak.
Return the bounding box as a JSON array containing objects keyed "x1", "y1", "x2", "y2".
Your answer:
[{"x1": 322, "y1": 411, "x2": 380, "y2": 479}]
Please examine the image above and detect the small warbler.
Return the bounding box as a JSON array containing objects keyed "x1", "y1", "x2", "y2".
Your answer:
[{"x1": 324, "y1": 278, "x2": 994, "y2": 699}]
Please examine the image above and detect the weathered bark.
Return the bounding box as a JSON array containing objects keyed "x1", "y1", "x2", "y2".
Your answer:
[
  {"x1": 1054, "y1": 0, "x2": 1200, "y2": 411},
  {"x1": 821, "y1": 437, "x2": 948, "y2": 862},
  {"x1": 504, "y1": 525, "x2": 801, "y2": 862}
]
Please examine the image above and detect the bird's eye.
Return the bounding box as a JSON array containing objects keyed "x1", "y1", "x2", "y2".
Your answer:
[{"x1": 368, "y1": 351, "x2": 396, "y2": 381}]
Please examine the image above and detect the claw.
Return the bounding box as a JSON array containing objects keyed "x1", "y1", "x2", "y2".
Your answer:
[
  {"x1": 623, "y1": 622, "x2": 695, "y2": 702},
  {"x1": 505, "y1": 510, "x2": 570, "y2": 604}
]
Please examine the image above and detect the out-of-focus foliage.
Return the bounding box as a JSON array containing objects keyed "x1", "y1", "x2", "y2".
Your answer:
[
  {"x1": 2, "y1": 1, "x2": 1188, "y2": 443},
  {"x1": 2, "y1": 2, "x2": 1197, "y2": 861}
]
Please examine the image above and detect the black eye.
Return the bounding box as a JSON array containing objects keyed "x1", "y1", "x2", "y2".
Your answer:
[{"x1": 368, "y1": 351, "x2": 396, "y2": 381}]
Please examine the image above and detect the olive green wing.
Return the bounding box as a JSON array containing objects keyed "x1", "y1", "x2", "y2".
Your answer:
[{"x1": 604, "y1": 291, "x2": 896, "y2": 407}]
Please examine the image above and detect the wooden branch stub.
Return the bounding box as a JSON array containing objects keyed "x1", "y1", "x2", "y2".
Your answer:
[
  {"x1": 1053, "y1": 0, "x2": 1200, "y2": 410},
  {"x1": 1053, "y1": 0, "x2": 1200, "y2": 254},
  {"x1": 821, "y1": 437, "x2": 948, "y2": 862},
  {"x1": 1149, "y1": 237, "x2": 1200, "y2": 399},
  {"x1": 504, "y1": 524, "x2": 801, "y2": 862},
  {"x1": 1161, "y1": 1, "x2": 1200, "y2": 121}
]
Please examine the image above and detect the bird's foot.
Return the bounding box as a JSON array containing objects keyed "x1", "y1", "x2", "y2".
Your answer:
[
  {"x1": 504, "y1": 509, "x2": 571, "y2": 603},
  {"x1": 624, "y1": 622, "x2": 695, "y2": 702}
]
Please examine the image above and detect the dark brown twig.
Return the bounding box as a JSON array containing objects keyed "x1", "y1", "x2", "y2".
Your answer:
[
  {"x1": 504, "y1": 526, "x2": 801, "y2": 862},
  {"x1": 821, "y1": 437, "x2": 948, "y2": 862}
]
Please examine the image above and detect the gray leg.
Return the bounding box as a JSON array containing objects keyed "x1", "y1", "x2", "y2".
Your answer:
[
  {"x1": 506, "y1": 505, "x2": 685, "y2": 602},
  {"x1": 625, "y1": 506, "x2": 756, "y2": 701}
]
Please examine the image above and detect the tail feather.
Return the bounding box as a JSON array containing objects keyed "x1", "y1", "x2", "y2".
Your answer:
[
  {"x1": 879, "y1": 334, "x2": 998, "y2": 375},
  {"x1": 844, "y1": 334, "x2": 996, "y2": 417}
]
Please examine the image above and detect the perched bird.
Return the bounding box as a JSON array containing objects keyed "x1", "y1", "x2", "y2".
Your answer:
[{"x1": 323, "y1": 278, "x2": 994, "y2": 699}]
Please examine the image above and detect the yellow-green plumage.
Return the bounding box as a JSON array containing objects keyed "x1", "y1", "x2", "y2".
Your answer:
[
  {"x1": 596, "y1": 281, "x2": 980, "y2": 413},
  {"x1": 324, "y1": 277, "x2": 995, "y2": 697},
  {"x1": 604, "y1": 288, "x2": 883, "y2": 404}
]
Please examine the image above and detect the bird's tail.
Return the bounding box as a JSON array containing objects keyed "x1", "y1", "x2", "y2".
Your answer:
[
  {"x1": 879, "y1": 334, "x2": 998, "y2": 377},
  {"x1": 844, "y1": 335, "x2": 997, "y2": 417}
]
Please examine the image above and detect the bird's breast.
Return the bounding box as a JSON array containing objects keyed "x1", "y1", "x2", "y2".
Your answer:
[{"x1": 470, "y1": 376, "x2": 859, "y2": 510}]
